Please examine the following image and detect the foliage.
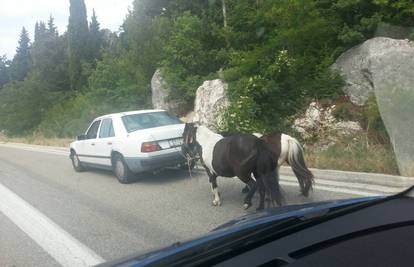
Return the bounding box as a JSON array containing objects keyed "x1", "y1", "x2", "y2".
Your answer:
[
  {"x1": 9, "y1": 27, "x2": 31, "y2": 81},
  {"x1": 0, "y1": 55, "x2": 10, "y2": 88},
  {"x1": 68, "y1": 0, "x2": 89, "y2": 90},
  {"x1": 31, "y1": 17, "x2": 69, "y2": 91},
  {"x1": 0, "y1": 75, "x2": 63, "y2": 135},
  {"x1": 88, "y1": 9, "x2": 103, "y2": 63},
  {"x1": 305, "y1": 135, "x2": 399, "y2": 175},
  {"x1": 1, "y1": 0, "x2": 414, "y2": 140}
]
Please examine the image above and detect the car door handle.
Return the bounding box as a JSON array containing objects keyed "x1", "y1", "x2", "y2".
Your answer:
[
  {"x1": 107, "y1": 142, "x2": 112, "y2": 145},
  {"x1": 91, "y1": 143, "x2": 95, "y2": 146}
]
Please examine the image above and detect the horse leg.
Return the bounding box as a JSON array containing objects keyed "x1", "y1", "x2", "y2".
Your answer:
[
  {"x1": 243, "y1": 179, "x2": 257, "y2": 209},
  {"x1": 242, "y1": 173, "x2": 257, "y2": 193},
  {"x1": 256, "y1": 178, "x2": 266, "y2": 211},
  {"x1": 209, "y1": 174, "x2": 221, "y2": 206}
]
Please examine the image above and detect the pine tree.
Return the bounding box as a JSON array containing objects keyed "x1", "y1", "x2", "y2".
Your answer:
[
  {"x1": 34, "y1": 22, "x2": 39, "y2": 42},
  {"x1": 47, "y1": 15, "x2": 58, "y2": 37},
  {"x1": 88, "y1": 9, "x2": 103, "y2": 61},
  {"x1": 34, "y1": 21, "x2": 47, "y2": 42},
  {"x1": 31, "y1": 18, "x2": 69, "y2": 91},
  {"x1": 0, "y1": 55, "x2": 10, "y2": 88},
  {"x1": 68, "y1": 0, "x2": 89, "y2": 90},
  {"x1": 10, "y1": 27, "x2": 31, "y2": 81}
]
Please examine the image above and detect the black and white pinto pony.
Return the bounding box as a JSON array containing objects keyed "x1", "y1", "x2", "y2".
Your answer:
[{"x1": 182, "y1": 123, "x2": 283, "y2": 210}]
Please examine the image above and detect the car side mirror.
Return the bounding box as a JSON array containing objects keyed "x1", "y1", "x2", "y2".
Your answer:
[{"x1": 77, "y1": 134, "x2": 87, "y2": 140}]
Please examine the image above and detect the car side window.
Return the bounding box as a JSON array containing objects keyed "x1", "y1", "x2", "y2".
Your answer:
[
  {"x1": 99, "y1": 118, "x2": 115, "y2": 138},
  {"x1": 86, "y1": 120, "x2": 101, "y2": 139}
]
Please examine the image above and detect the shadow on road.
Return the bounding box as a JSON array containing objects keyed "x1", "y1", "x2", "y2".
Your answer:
[
  {"x1": 85, "y1": 167, "x2": 199, "y2": 184},
  {"x1": 136, "y1": 168, "x2": 199, "y2": 184}
]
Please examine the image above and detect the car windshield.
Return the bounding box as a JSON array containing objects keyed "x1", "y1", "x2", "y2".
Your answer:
[
  {"x1": 0, "y1": 0, "x2": 414, "y2": 266},
  {"x1": 122, "y1": 112, "x2": 182, "y2": 132}
]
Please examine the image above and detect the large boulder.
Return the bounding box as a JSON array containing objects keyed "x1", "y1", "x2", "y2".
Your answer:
[
  {"x1": 332, "y1": 37, "x2": 414, "y2": 106},
  {"x1": 333, "y1": 37, "x2": 414, "y2": 176},
  {"x1": 193, "y1": 79, "x2": 229, "y2": 131},
  {"x1": 151, "y1": 69, "x2": 184, "y2": 115},
  {"x1": 293, "y1": 102, "x2": 362, "y2": 143}
]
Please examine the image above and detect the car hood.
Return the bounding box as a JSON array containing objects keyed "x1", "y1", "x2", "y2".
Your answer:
[{"x1": 98, "y1": 196, "x2": 382, "y2": 267}]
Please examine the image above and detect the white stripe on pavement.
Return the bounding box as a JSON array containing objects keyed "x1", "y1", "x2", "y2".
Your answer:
[
  {"x1": 0, "y1": 143, "x2": 69, "y2": 156},
  {"x1": 0, "y1": 143, "x2": 393, "y2": 197},
  {"x1": 0, "y1": 183, "x2": 105, "y2": 267},
  {"x1": 280, "y1": 180, "x2": 377, "y2": 197},
  {"x1": 280, "y1": 176, "x2": 401, "y2": 194}
]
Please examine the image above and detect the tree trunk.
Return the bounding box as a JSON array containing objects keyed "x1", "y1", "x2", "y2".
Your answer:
[{"x1": 221, "y1": 0, "x2": 227, "y2": 28}]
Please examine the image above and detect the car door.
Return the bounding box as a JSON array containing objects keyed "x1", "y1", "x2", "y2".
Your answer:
[
  {"x1": 78, "y1": 120, "x2": 101, "y2": 165},
  {"x1": 94, "y1": 118, "x2": 116, "y2": 167}
]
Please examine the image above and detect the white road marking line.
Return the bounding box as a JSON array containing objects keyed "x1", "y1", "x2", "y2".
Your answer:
[
  {"x1": 0, "y1": 143, "x2": 397, "y2": 197},
  {"x1": 280, "y1": 175, "x2": 401, "y2": 194},
  {"x1": 0, "y1": 144, "x2": 68, "y2": 156},
  {"x1": 280, "y1": 180, "x2": 378, "y2": 197},
  {"x1": 0, "y1": 183, "x2": 105, "y2": 267}
]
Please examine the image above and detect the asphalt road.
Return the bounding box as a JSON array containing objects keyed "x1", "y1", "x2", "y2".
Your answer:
[{"x1": 0, "y1": 145, "x2": 360, "y2": 267}]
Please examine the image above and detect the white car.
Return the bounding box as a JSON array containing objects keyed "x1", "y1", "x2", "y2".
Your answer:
[{"x1": 69, "y1": 109, "x2": 186, "y2": 183}]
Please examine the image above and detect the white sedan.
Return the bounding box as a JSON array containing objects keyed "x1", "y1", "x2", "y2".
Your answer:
[{"x1": 69, "y1": 109, "x2": 186, "y2": 183}]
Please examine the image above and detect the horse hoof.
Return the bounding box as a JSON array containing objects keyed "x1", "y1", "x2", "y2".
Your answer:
[
  {"x1": 212, "y1": 199, "x2": 221, "y2": 206},
  {"x1": 243, "y1": 203, "x2": 251, "y2": 210}
]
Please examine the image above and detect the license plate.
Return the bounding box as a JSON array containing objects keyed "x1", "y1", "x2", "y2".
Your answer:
[{"x1": 168, "y1": 138, "x2": 183, "y2": 147}]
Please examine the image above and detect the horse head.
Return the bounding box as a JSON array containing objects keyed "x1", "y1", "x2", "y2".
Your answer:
[{"x1": 182, "y1": 122, "x2": 201, "y2": 162}]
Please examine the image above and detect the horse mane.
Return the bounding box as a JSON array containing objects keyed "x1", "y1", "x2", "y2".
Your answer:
[{"x1": 219, "y1": 131, "x2": 264, "y2": 138}]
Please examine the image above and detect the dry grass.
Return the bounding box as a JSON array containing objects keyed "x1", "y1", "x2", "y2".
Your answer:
[
  {"x1": 304, "y1": 136, "x2": 400, "y2": 175},
  {"x1": 0, "y1": 133, "x2": 72, "y2": 147}
]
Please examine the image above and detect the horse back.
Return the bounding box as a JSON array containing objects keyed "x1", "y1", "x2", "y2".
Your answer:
[
  {"x1": 211, "y1": 134, "x2": 267, "y2": 177},
  {"x1": 261, "y1": 133, "x2": 282, "y2": 160}
]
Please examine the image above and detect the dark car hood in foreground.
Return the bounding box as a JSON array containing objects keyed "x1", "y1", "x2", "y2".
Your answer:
[{"x1": 98, "y1": 196, "x2": 383, "y2": 267}]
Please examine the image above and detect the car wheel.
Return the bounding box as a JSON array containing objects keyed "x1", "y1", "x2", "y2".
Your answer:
[
  {"x1": 71, "y1": 151, "x2": 85, "y2": 172},
  {"x1": 112, "y1": 154, "x2": 134, "y2": 184}
]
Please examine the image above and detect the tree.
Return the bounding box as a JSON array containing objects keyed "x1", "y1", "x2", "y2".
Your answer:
[
  {"x1": 47, "y1": 15, "x2": 58, "y2": 37},
  {"x1": 0, "y1": 55, "x2": 10, "y2": 88},
  {"x1": 88, "y1": 9, "x2": 103, "y2": 62},
  {"x1": 34, "y1": 21, "x2": 47, "y2": 43},
  {"x1": 10, "y1": 27, "x2": 31, "y2": 81},
  {"x1": 31, "y1": 20, "x2": 70, "y2": 92},
  {"x1": 0, "y1": 75, "x2": 57, "y2": 135},
  {"x1": 68, "y1": 0, "x2": 89, "y2": 90}
]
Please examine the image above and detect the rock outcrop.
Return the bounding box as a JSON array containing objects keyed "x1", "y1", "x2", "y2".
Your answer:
[
  {"x1": 332, "y1": 37, "x2": 414, "y2": 106},
  {"x1": 193, "y1": 79, "x2": 229, "y2": 131},
  {"x1": 151, "y1": 69, "x2": 184, "y2": 114},
  {"x1": 333, "y1": 37, "x2": 414, "y2": 175},
  {"x1": 293, "y1": 102, "x2": 362, "y2": 143}
]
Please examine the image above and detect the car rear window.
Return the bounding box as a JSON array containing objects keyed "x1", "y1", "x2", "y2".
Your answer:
[{"x1": 122, "y1": 112, "x2": 182, "y2": 133}]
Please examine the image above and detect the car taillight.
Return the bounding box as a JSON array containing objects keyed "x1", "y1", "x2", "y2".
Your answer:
[{"x1": 141, "y1": 142, "x2": 161, "y2": 152}]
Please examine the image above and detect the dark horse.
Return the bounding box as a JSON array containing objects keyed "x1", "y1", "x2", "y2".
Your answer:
[
  {"x1": 182, "y1": 123, "x2": 283, "y2": 210},
  {"x1": 221, "y1": 132, "x2": 314, "y2": 197}
]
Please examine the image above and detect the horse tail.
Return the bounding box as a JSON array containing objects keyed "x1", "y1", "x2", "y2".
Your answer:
[
  {"x1": 285, "y1": 135, "x2": 314, "y2": 197},
  {"x1": 256, "y1": 140, "x2": 284, "y2": 206}
]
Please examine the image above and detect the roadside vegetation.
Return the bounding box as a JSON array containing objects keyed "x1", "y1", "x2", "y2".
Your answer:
[
  {"x1": 0, "y1": 0, "x2": 412, "y2": 174},
  {"x1": 305, "y1": 136, "x2": 399, "y2": 175}
]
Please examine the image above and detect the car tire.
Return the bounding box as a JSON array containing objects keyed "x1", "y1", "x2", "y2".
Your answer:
[
  {"x1": 71, "y1": 151, "x2": 85, "y2": 172},
  {"x1": 112, "y1": 154, "x2": 134, "y2": 184}
]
